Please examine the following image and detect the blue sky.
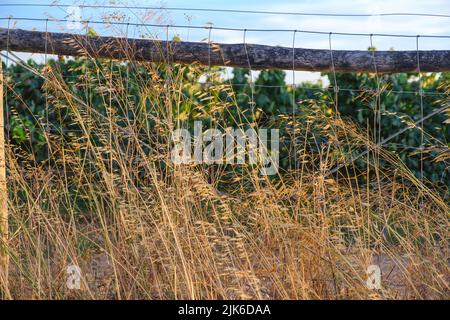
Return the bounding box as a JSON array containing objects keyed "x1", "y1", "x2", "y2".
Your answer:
[{"x1": 1, "y1": 0, "x2": 450, "y2": 83}]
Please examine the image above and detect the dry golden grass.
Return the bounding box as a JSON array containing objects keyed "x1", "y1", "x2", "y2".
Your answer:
[{"x1": 0, "y1": 49, "x2": 448, "y2": 300}]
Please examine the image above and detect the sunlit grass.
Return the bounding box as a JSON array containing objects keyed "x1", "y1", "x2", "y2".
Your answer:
[{"x1": 0, "y1": 43, "x2": 448, "y2": 299}]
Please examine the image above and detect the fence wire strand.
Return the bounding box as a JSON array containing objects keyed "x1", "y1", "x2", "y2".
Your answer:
[
  {"x1": 1, "y1": 3, "x2": 450, "y2": 19},
  {"x1": 2, "y1": 17, "x2": 450, "y2": 38}
]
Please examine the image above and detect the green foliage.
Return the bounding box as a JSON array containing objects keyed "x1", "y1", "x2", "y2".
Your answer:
[
  {"x1": 2, "y1": 59, "x2": 449, "y2": 186},
  {"x1": 326, "y1": 71, "x2": 449, "y2": 184}
]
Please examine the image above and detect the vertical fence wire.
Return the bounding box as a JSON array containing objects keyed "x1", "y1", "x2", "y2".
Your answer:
[
  {"x1": 328, "y1": 32, "x2": 342, "y2": 179},
  {"x1": 328, "y1": 32, "x2": 339, "y2": 113},
  {"x1": 243, "y1": 29, "x2": 255, "y2": 117},
  {"x1": 370, "y1": 33, "x2": 382, "y2": 194},
  {"x1": 44, "y1": 19, "x2": 51, "y2": 161},
  {"x1": 4, "y1": 18, "x2": 11, "y2": 142},
  {"x1": 416, "y1": 35, "x2": 425, "y2": 194},
  {"x1": 292, "y1": 30, "x2": 297, "y2": 170}
]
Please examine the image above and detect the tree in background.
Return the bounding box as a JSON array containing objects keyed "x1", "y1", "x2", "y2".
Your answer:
[{"x1": 2, "y1": 59, "x2": 449, "y2": 187}]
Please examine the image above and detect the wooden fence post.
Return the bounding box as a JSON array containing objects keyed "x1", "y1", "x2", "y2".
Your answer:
[{"x1": 0, "y1": 58, "x2": 8, "y2": 291}]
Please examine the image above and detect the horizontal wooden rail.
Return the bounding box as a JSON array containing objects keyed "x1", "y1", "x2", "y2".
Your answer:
[{"x1": 1, "y1": 27, "x2": 450, "y2": 73}]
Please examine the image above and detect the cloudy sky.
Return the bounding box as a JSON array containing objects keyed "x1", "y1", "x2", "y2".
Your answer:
[{"x1": 1, "y1": 0, "x2": 449, "y2": 82}]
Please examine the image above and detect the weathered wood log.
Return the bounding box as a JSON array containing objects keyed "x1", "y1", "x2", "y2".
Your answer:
[{"x1": 1, "y1": 27, "x2": 449, "y2": 73}]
